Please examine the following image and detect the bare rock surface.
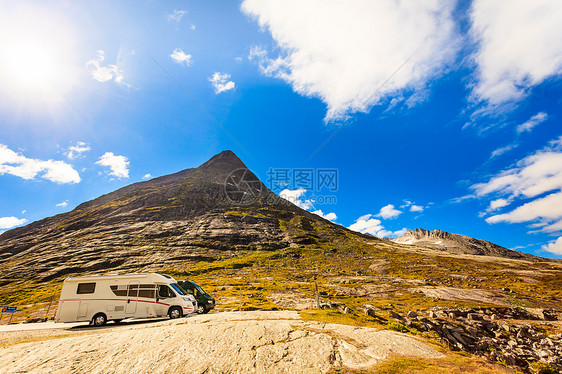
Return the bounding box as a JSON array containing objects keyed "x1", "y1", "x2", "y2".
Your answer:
[
  {"x1": 0, "y1": 311, "x2": 442, "y2": 373},
  {"x1": 267, "y1": 291, "x2": 318, "y2": 310}
]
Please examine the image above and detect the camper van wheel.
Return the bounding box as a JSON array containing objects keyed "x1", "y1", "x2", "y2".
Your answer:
[
  {"x1": 196, "y1": 304, "x2": 206, "y2": 314},
  {"x1": 92, "y1": 313, "x2": 107, "y2": 327},
  {"x1": 168, "y1": 306, "x2": 182, "y2": 319}
]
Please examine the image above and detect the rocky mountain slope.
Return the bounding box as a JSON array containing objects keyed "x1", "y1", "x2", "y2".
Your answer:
[
  {"x1": 393, "y1": 228, "x2": 540, "y2": 261},
  {"x1": 0, "y1": 150, "x2": 355, "y2": 285}
]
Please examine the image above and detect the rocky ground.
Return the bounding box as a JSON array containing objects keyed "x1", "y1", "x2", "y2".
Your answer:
[
  {"x1": 0, "y1": 311, "x2": 445, "y2": 373},
  {"x1": 363, "y1": 306, "x2": 562, "y2": 373}
]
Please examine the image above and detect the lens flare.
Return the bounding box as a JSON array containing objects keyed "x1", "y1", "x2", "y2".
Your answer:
[{"x1": 0, "y1": 3, "x2": 78, "y2": 105}]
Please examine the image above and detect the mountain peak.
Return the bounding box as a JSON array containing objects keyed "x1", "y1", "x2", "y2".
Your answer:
[
  {"x1": 217, "y1": 149, "x2": 237, "y2": 158},
  {"x1": 199, "y1": 150, "x2": 247, "y2": 175},
  {"x1": 204, "y1": 150, "x2": 240, "y2": 163},
  {"x1": 394, "y1": 228, "x2": 542, "y2": 261}
]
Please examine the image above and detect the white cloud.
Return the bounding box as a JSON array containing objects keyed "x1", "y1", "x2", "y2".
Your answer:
[
  {"x1": 190, "y1": 24, "x2": 196, "y2": 31},
  {"x1": 348, "y1": 213, "x2": 406, "y2": 238},
  {"x1": 469, "y1": 1, "x2": 562, "y2": 109},
  {"x1": 56, "y1": 200, "x2": 69, "y2": 207},
  {"x1": 168, "y1": 10, "x2": 187, "y2": 23},
  {"x1": 400, "y1": 200, "x2": 427, "y2": 213},
  {"x1": 279, "y1": 188, "x2": 313, "y2": 210},
  {"x1": 170, "y1": 48, "x2": 192, "y2": 67},
  {"x1": 279, "y1": 189, "x2": 339, "y2": 221},
  {"x1": 473, "y1": 136, "x2": 562, "y2": 199},
  {"x1": 400, "y1": 200, "x2": 413, "y2": 208},
  {"x1": 490, "y1": 143, "x2": 518, "y2": 158},
  {"x1": 473, "y1": 136, "x2": 562, "y2": 235},
  {"x1": 242, "y1": 0, "x2": 459, "y2": 122},
  {"x1": 209, "y1": 72, "x2": 235, "y2": 94},
  {"x1": 142, "y1": 173, "x2": 152, "y2": 180},
  {"x1": 409, "y1": 205, "x2": 424, "y2": 213},
  {"x1": 96, "y1": 152, "x2": 130, "y2": 179},
  {"x1": 312, "y1": 210, "x2": 337, "y2": 222},
  {"x1": 488, "y1": 198, "x2": 510, "y2": 212},
  {"x1": 486, "y1": 191, "x2": 562, "y2": 224},
  {"x1": 0, "y1": 216, "x2": 27, "y2": 229},
  {"x1": 0, "y1": 144, "x2": 80, "y2": 184},
  {"x1": 349, "y1": 214, "x2": 383, "y2": 235},
  {"x1": 376, "y1": 204, "x2": 402, "y2": 220},
  {"x1": 542, "y1": 237, "x2": 562, "y2": 255},
  {"x1": 404, "y1": 90, "x2": 430, "y2": 109},
  {"x1": 516, "y1": 112, "x2": 548, "y2": 134},
  {"x1": 541, "y1": 220, "x2": 562, "y2": 233},
  {"x1": 392, "y1": 228, "x2": 408, "y2": 238},
  {"x1": 21, "y1": 210, "x2": 26, "y2": 214},
  {"x1": 450, "y1": 194, "x2": 476, "y2": 204},
  {"x1": 65, "y1": 141, "x2": 90, "y2": 159},
  {"x1": 86, "y1": 50, "x2": 126, "y2": 85}
]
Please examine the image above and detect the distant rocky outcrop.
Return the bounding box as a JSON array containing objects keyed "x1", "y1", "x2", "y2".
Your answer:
[{"x1": 393, "y1": 228, "x2": 541, "y2": 261}]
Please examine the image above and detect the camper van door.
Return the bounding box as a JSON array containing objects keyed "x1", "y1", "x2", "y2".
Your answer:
[
  {"x1": 126, "y1": 281, "x2": 139, "y2": 314},
  {"x1": 157, "y1": 284, "x2": 175, "y2": 315}
]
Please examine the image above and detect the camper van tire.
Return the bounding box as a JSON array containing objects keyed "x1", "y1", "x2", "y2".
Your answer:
[
  {"x1": 92, "y1": 313, "x2": 107, "y2": 327},
  {"x1": 168, "y1": 306, "x2": 182, "y2": 319},
  {"x1": 196, "y1": 304, "x2": 206, "y2": 314}
]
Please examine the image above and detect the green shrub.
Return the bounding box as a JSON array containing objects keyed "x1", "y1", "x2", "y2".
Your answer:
[{"x1": 386, "y1": 321, "x2": 409, "y2": 333}]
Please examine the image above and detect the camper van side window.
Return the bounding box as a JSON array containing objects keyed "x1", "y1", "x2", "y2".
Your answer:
[
  {"x1": 127, "y1": 284, "x2": 139, "y2": 297},
  {"x1": 77, "y1": 283, "x2": 96, "y2": 294},
  {"x1": 138, "y1": 284, "x2": 156, "y2": 299},
  {"x1": 158, "y1": 285, "x2": 174, "y2": 298},
  {"x1": 110, "y1": 285, "x2": 127, "y2": 297}
]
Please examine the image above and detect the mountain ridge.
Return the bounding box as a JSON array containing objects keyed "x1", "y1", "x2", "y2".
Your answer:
[{"x1": 393, "y1": 228, "x2": 542, "y2": 261}]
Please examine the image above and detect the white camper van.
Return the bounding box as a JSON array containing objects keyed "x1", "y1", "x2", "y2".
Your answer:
[{"x1": 55, "y1": 273, "x2": 196, "y2": 326}]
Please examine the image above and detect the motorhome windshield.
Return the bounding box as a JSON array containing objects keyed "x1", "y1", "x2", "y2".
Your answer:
[
  {"x1": 170, "y1": 283, "x2": 188, "y2": 296},
  {"x1": 195, "y1": 284, "x2": 208, "y2": 296}
]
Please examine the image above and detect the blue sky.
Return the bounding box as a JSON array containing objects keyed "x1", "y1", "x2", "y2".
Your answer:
[{"x1": 1, "y1": 0, "x2": 561, "y2": 257}]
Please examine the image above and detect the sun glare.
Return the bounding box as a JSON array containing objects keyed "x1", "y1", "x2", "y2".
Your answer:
[
  {"x1": 2, "y1": 40, "x2": 61, "y2": 90},
  {"x1": 0, "y1": 4, "x2": 78, "y2": 105}
]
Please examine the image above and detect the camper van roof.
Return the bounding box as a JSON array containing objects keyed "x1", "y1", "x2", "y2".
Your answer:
[{"x1": 64, "y1": 273, "x2": 175, "y2": 282}]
